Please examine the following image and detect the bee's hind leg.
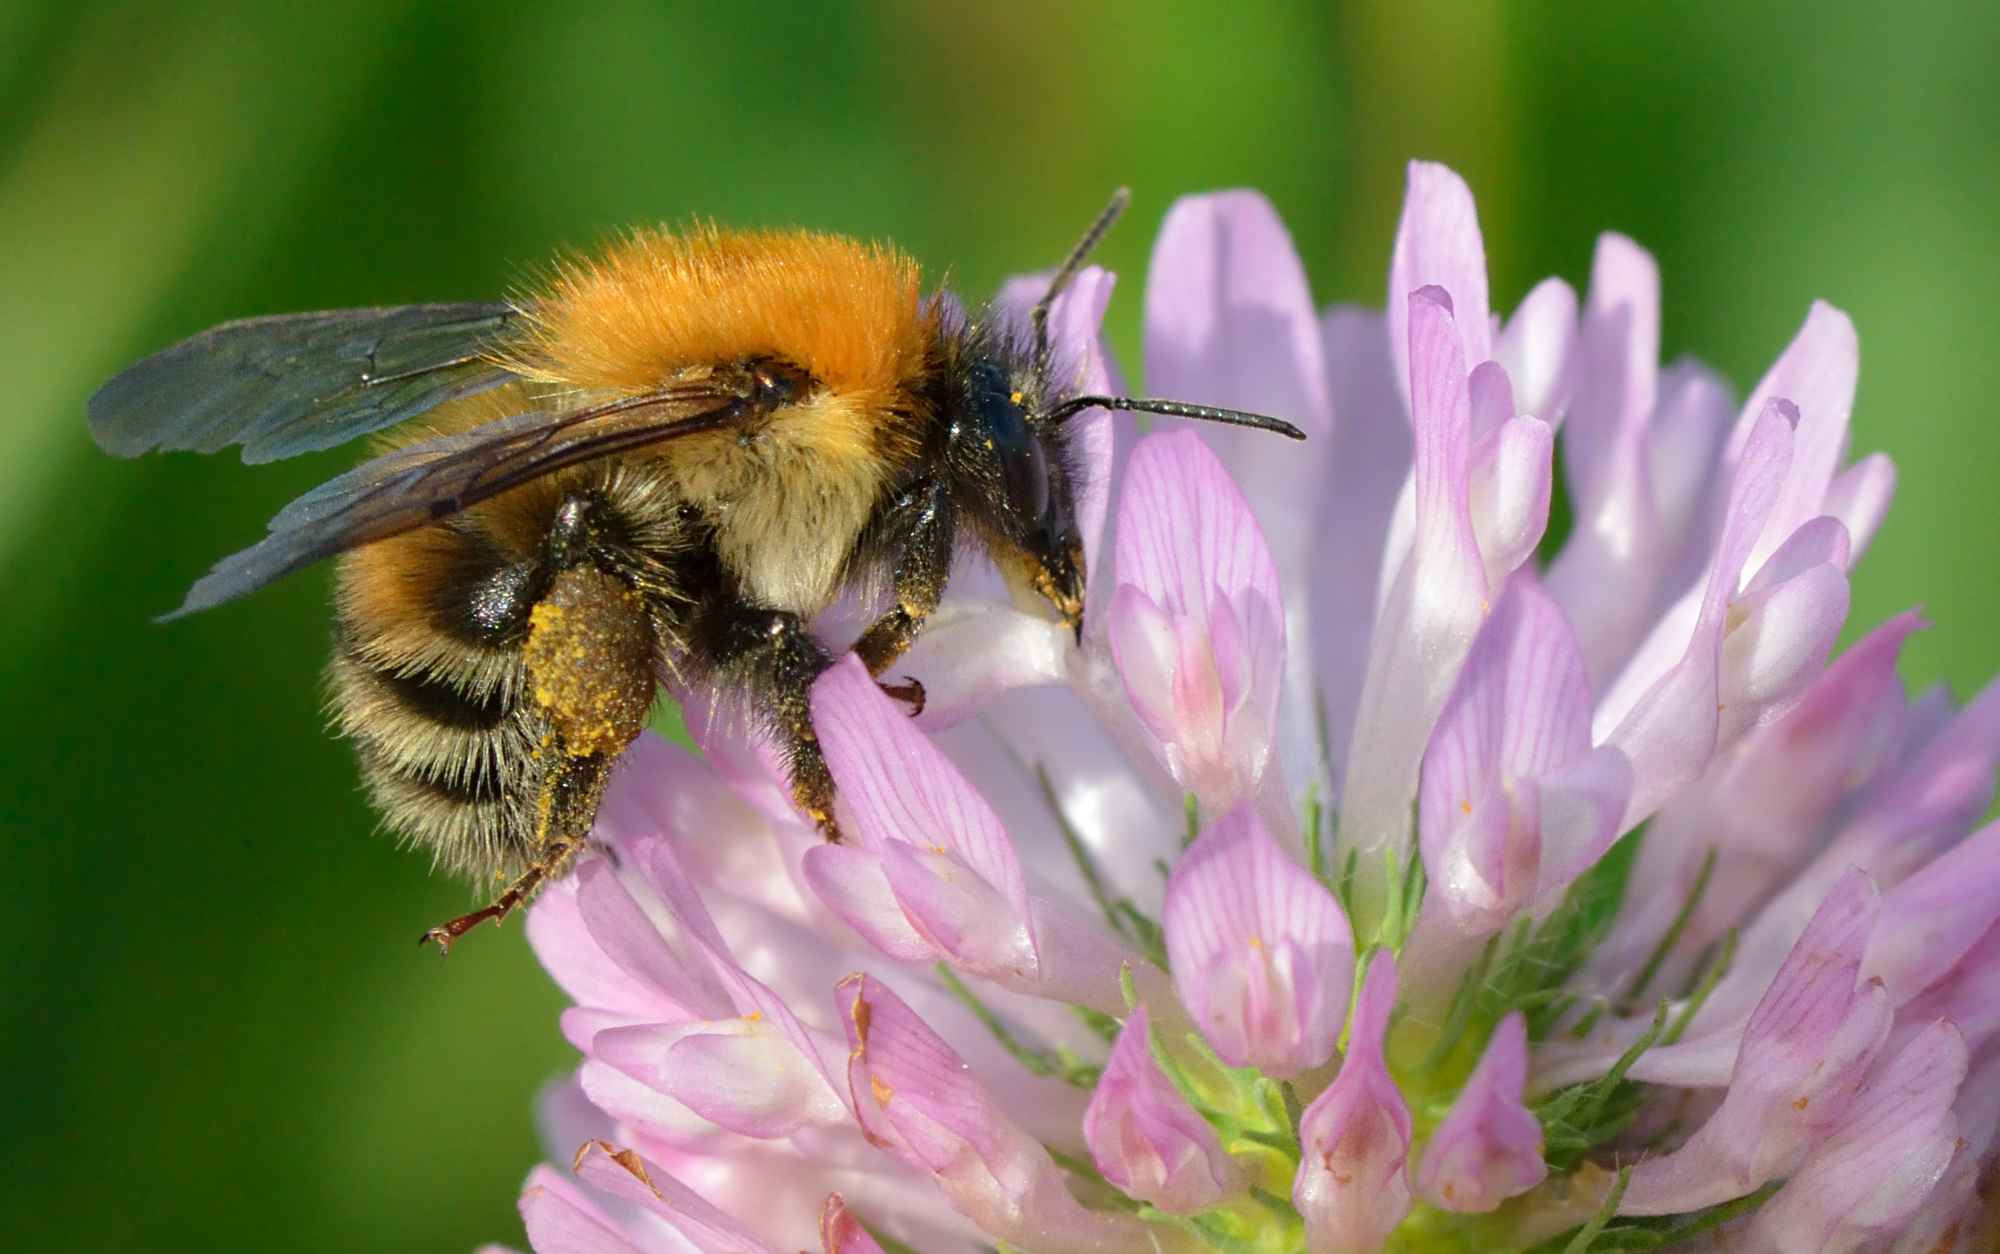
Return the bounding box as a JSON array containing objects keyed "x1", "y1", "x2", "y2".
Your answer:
[
  {"x1": 424, "y1": 558, "x2": 657, "y2": 953},
  {"x1": 419, "y1": 837, "x2": 583, "y2": 954},
  {"x1": 420, "y1": 749, "x2": 609, "y2": 953}
]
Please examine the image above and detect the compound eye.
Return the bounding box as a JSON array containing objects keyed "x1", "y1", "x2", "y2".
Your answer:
[{"x1": 977, "y1": 375, "x2": 1051, "y2": 526}]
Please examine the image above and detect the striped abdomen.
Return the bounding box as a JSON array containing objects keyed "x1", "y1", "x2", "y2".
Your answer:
[{"x1": 327, "y1": 505, "x2": 552, "y2": 880}]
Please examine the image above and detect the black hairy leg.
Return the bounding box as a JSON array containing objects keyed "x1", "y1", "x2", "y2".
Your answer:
[
  {"x1": 855, "y1": 481, "x2": 952, "y2": 717},
  {"x1": 698, "y1": 600, "x2": 841, "y2": 836}
]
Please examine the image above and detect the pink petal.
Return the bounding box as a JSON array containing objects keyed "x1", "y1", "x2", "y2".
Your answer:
[
  {"x1": 1294, "y1": 955, "x2": 1414, "y2": 1251},
  {"x1": 1533, "y1": 747, "x2": 1634, "y2": 900},
  {"x1": 1746, "y1": 1019, "x2": 1966, "y2": 1251},
  {"x1": 819, "y1": 1195, "x2": 888, "y2": 1254},
  {"x1": 1415, "y1": 1014, "x2": 1547, "y2": 1212},
  {"x1": 573, "y1": 858, "x2": 735, "y2": 1020},
  {"x1": 1338, "y1": 286, "x2": 1490, "y2": 855},
  {"x1": 897, "y1": 607, "x2": 1070, "y2": 729},
  {"x1": 1717, "y1": 549, "x2": 1850, "y2": 739},
  {"x1": 571, "y1": 1140, "x2": 780, "y2": 1253},
  {"x1": 1730, "y1": 301, "x2": 1861, "y2": 572},
  {"x1": 878, "y1": 839, "x2": 1038, "y2": 980},
  {"x1": 1582, "y1": 612, "x2": 1923, "y2": 995},
  {"x1": 1143, "y1": 189, "x2": 1331, "y2": 796},
  {"x1": 812, "y1": 667, "x2": 1134, "y2": 1009},
  {"x1": 1828, "y1": 673, "x2": 2000, "y2": 887},
  {"x1": 1313, "y1": 305, "x2": 1413, "y2": 787},
  {"x1": 526, "y1": 867, "x2": 681, "y2": 1026},
  {"x1": 1549, "y1": 349, "x2": 1736, "y2": 691},
  {"x1": 1082, "y1": 1004, "x2": 1244, "y2": 1212},
  {"x1": 1389, "y1": 161, "x2": 1492, "y2": 405},
  {"x1": 1162, "y1": 803, "x2": 1355, "y2": 1076},
  {"x1": 837, "y1": 974, "x2": 1143, "y2": 1251},
  {"x1": 1596, "y1": 397, "x2": 1795, "y2": 828},
  {"x1": 1866, "y1": 818, "x2": 2000, "y2": 1003},
  {"x1": 1114, "y1": 429, "x2": 1282, "y2": 623},
  {"x1": 1564, "y1": 233, "x2": 1661, "y2": 511},
  {"x1": 1108, "y1": 430, "x2": 1285, "y2": 803},
  {"x1": 800, "y1": 843, "x2": 933, "y2": 962},
  {"x1": 1888, "y1": 1047, "x2": 2000, "y2": 1252},
  {"x1": 1466, "y1": 415, "x2": 1553, "y2": 590},
  {"x1": 576, "y1": 1057, "x2": 722, "y2": 1148},
  {"x1": 518, "y1": 1163, "x2": 648, "y2": 1254},
  {"x1": 592, "y1": 1019, "x2": 846, "y2": 1140},
  {"x1": 1893, "y1": 920, "x2": 2000, "y2": 1057},
  {"x1": 1824, "y1": 452, "x2": 1895, "y2": 566},
  {"x1": 813, "y1": 656, "x2": 1033, "y2": 949},
  {"x1": 1419, "y1": 577, "x2": 1627, "y2": 936},
  {"x1": 1144, "y1": 188, "x2": 1333, "y2": 455},
  {"x1": 1620, "y1": 871, "x2": 1891, "y2": 1213},
  {"x1": 1493, "y1": 276, "x2": 1578, "y2": 426}
]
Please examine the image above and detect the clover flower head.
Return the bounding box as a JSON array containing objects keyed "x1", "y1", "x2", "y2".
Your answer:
[{"x1": 487, "y1": 161, "x2": 2000, "y2": 1253}]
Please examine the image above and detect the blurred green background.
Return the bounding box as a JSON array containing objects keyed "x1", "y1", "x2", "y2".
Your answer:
[{"x1": 3, "y1": 3, "x2": 1995, "y2": 1250}]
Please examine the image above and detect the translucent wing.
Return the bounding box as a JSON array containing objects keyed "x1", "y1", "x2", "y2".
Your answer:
[
  {"x1": 165, "y1": 386, "x2": 750, "y2": 619},
  {"x1": 89, "y1": 303, "x2": 521, "y2": 463}
]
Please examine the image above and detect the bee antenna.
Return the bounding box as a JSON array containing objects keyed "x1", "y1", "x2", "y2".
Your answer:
[
  {"x1": 1042, "y1": 394, "x2": 1308, "y2": 440},
  {"x1": 1031, "y1": 188, "x2": 1131, "y2": 398}
]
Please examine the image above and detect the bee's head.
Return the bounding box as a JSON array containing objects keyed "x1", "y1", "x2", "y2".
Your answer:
[
  {"x1": 953, "y1": 355, "x2": 1087, "y2": 639},
  {"x1": 936, "y1": 189, "x2": 1308, "y2": 643}
]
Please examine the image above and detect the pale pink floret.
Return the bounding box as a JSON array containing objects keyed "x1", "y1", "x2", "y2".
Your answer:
[
  {"x1": 1620, "y1": 871, "x2": 1891, "y2": 1214},
  {"x1": 1081, "y1": 1004, "x2": 1245, "y2": 1212},
  {"x1": 808, "y1": 655, "x2": 1134, "y2": 1013},
  {"x1": 1108, "y1": 429, "x2": 1286, "y2": 809},
  {"x1": 1414, "y1": 1013, "x2": 1547, "y2": 1212},
  {"x1": 838, "y1": 973, "x2": 1144, "y2": 1253},
  {"x1": 1744, "y1": 1018, "x2": 1966, "y2": 1253},
  {"x1": 1415, "y1": 576, "x2": 1631, "y2": 946},
  {"x1": 1293, "y1": 956, "x2": 1414, "y2": 1251},
  {"x1": 1162, "y1": 803, "x2": 1355, "y2": 1077}
]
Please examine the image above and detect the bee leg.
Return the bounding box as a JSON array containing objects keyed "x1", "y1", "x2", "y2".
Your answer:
[
  {"x1": 702, "y1": 602, "x2": 840, "y2": 837},
  {"x1": 419, "y1": 832, "x2": 583, "y2": 954},
  {"x1": 855, "y1": 481, "x2": 951, "y2": 715},
  {"x1": 875, "y1": 677, "x2": 926, "y2": 717},
  {"x1": 421, "y1": 749, "x2": 613, "y2": 952},
  {"x1": 424, "y1": 560, "x2": 657, "y2": 952}
]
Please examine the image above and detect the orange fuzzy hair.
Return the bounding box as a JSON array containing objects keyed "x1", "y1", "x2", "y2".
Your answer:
[{"x1": 499, "y1": 225, "x2": 932, "y2": 407}]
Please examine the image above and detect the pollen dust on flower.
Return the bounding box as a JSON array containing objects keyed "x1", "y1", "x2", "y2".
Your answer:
[
  {"x1": 1461, "y1": 799, "x2": 1473, "y2": 815},
  {"x1": 742, "y1": 1009, "x2": 763, "y2": 1023},
  {"x1": 870, "y1": 1075, "x2": 895, "y2": 1108}
]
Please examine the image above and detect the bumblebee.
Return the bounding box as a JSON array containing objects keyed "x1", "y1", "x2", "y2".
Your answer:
[{"x1": 90, "y1": 192, "x2": 1303, "y2": 949}]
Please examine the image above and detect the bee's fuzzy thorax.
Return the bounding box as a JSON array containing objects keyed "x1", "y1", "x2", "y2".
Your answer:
[{"x1": 501, "y1": 225, "x2": 931, "y2": 408}]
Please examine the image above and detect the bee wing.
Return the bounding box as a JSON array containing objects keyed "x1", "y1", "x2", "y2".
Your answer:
[
  {"x1": 164, "y1": 387, "x2": 746, "y2": 619},
  {"x1": 88, "y1": 303, "x2": 521, "y2": 464}
]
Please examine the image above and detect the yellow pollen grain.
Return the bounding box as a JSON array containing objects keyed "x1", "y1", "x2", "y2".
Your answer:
[
  {"x1": 743, "y1": 1010, "x2": 763, "y2": 1023},
  {"x1": 1009, "y1": 390, "x2": 1024, "y2": 405},
  {"x1": 870, "y1": 1075, "x2": 894, "y2": 1108},
  {"x1": 1248, "y1": 935, "x2": 1266, "y2": 952},
  {"x1": 1460, "y1": 799, "x2": 1473, "y2": 815}
]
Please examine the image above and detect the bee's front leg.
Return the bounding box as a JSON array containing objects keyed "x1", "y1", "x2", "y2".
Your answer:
[
  {"x1": 700, "y1": 601, "x2": 841, "y2": 837},
  {"x1": 854, "y1": 481, "x2": 952, "y2": 716}
]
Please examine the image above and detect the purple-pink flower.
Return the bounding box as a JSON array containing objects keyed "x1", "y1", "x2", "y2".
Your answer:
[{"x1": 482, "y1": 161, "x2": 2000, "y2": 1253}]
